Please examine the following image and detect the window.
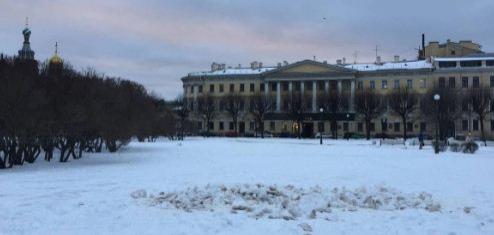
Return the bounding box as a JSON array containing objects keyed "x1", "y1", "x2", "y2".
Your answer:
[
  {"x1": 357, "y1": 81, "x2": 363, "y2": 90},
  {"x1": 448, "y1": 77, "x2": 456, "y2": 88},
  {"x1": 406, "y1": 79, "x2": 413, "y2": 89},
  {"x1": 491, "y1": 76, "x2": 494, "y2": 87},
  {"x1": 419, "y1": 79, "x2": 426, "y2": 88},
  {"x1": 394, "y1": 123, "x2": 400, "y2": 132},
  {"x1": 343, "y1": 122, "x2": 349, "y2": 132},
  {"x1": 318, "y1": 122, "x2": 325, "y2": 132},
  {"x1": 271, "y1": 83, "x2": 277, "y2": 92},
  {"x1": 219, "y1": 122, "x2": 224, "y2": 131},
  {"x1": 239, "y1": 100, "x2": 245, "y2": 110},
  {"x1": 318, "y1": 81, "x2": 325, "y2": 91},
  {"x1": 460, "y1": 60, "x2": 482, "y2": 67},
  {"x1": 250, "y1": 83, "x2": 255, "y2": 92},
  {"x1": 198, "y1": 85, "x2": 203, "y2": 93},
  {"x1": 406, "y1": 122, "x2": 413, "y2": 132},
  {"x1": 381, "y1": 119, "x2": 388, "y2": 132},
  {"x1": 209, "y1": 84, "x2": 214, "y2": 93},
  {"x1": 190, "y1": 86, "x2": 195, "y2": 94},
  {"x1": 473, "y1": 77, "x2": 480, "y2": 88},
  {"x1": 462, "y1": 100, "x2": 469, "y2": 112},
  {"x1": 270, "y1": 121, "x2": 275, "y2": 131},
  {"x1": 249, "y1": 122, "x2": 255, "y2": 131},
  {"x1": 420, "y1": 122, "x2": 426, "y2": 132},
  {"x1": 473, "y1": 120, "x2": 479, "y2": 131},
  {"x1": 370, "y1": 81, "x2": 375, "y2": 89},
  {"x1": 487, "y1": 60, "x2": 494, "y2": 67},
  {"x1": 491, "y1": 120, "x2": 494, "y2": 131},
  {"x1": 282, "y1": 82, "x2": 289, "y2": 91},
  {"x1": 229, "y1": 122, "x2": 234, "y2": 130},
  {"x1": 197, "y1": 121, "x2": 203, "y2": 130},
  {"x1": 219, "y1": 100, "x2": 225, "y2": 111},
  {"x1": 438, "y1": 77, "x2": 446, "y2": 88},
  {"x1": 462, "y1": 77, "x2": 469, "y2": 88},
  {"x1": 229, "y1": 84, "x2": 235, "y2": 92},
  {"x1": 491, "y1": 100, "x2": 494, "y2": 112},
  {"x1": 260, "y1": 84, "x2": 265, "y2": 92},
  {"x1": 240, "y1": 84, "x2": 245, "y2": 92},
  {"x1": 306, "y1": 82, "x2": 313, "y2": 91},
  {"x1": 370, "y1": 122, "x2": 375, "y2": 132},
  {"x1": 438, "y1": 61, "x2": 456, "y2": 68},
  {"x1": 357, "y1": 123, "x2": 363, "y2": 132},
  {"x1": 219, "y1": 84, "x2": 224, "y2": 93},
  {"x1": 394, "y1": 80, "x2": 400, "y2": 89},
  {"x1": 209, "y1": 122, "x2": 214, "y2": 130},
  {"x1": 382, "y1": 80, "x2": 388, "y2": 89},
  {"x1": 462, "y1": 120, "x2": 469, "y2": 131}
]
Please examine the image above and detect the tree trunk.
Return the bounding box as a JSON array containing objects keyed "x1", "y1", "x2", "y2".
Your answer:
[
  {"x1": 402, "y1": 116, "x2": 407, "y2": 141},
  {"x1": 480, "y1": 117, "x2": 486, "y2": 146},
  {"x1": 365, "y1": 119, "x2": 371, "y2": 140}
]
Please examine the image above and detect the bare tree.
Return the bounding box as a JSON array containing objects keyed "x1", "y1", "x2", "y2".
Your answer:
[
  {"x1": 388, "y1": 88, "x2": 418, "y2": 140},
  {"x1": 319, "y1": 91, "x2": 347, "y2": 139},
  {"x1": 197, "y1": 94, "x2": 216, "y2": 137},
  {"x1": 286, "y1": 91, "x2": 307, "y2": 138},
  {"x1": 174, "y1": 95, "x2": 190, "y2": 140},
  {"x1": 223, "y1": 93, "x2": 244, "y2": 135},
  {"x1": 467, "y1": 86, "x2": 492, "y2": 146},
  {"x1": 420, "y1": 87, "x2": 461, "y2": 140},
  {"x1": 354, "y1": 88, "x2": 384, "y2": 140},
  {"x1": 250, "y1": 92, "x2": 273, "y2": 138}
]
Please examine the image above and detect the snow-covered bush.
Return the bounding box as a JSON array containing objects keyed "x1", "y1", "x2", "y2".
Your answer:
[{"x1": 449, "y1": 142, "x2": 461, "y2": 152}]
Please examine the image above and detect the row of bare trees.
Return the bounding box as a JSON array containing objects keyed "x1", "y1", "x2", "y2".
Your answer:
[
  {"x1": 176, "y1": 84, "x2": 492, "y2": 143},
  {"x1": 0, "y1": 56, "x2": 175, "y2": 169}
]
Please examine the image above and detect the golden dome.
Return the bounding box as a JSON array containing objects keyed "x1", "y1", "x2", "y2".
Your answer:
[{"x1": 49, "y1": 53, "x2": 63, "y2": 65}]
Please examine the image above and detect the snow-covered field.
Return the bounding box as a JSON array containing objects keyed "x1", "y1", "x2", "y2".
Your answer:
[{"x1": 1, "y1": 138, "x2": 494, "y2": 235}]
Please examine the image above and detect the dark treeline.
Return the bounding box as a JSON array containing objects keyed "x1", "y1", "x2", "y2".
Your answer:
[{"x1": 0, "y1": 56, "x2": 175, "y2": 169}]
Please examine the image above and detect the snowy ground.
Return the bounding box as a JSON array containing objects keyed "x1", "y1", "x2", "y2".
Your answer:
[{"x1": 1, "y1": 138, "x2": 494, "y2": 235}]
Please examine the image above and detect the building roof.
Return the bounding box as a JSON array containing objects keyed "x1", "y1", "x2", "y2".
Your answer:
[
  {"x1": 343, "y1": 60, "x2": 433, "y2": 71},
  {"x1": 187, "y1": 67, "x2": 276, "y2": 77}
]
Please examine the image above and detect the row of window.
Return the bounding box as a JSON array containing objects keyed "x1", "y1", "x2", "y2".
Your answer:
[
  {"x1": 438, "y1": 60, "x2": 494, "y2": 68},
  {"x1": 199, "y1": 120, "x2": 494, "y2": 133},
  {"x1": 363, "y1": 79, "x2": 426, "y2": 90},
  {"x1": 437, "y1": 76, "x2": 494, "y2": 88}
]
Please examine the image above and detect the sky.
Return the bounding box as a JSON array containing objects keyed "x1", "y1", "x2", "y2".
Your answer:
[{"x1": 1, "y1": 0, "x2": 493, "y2": 99}]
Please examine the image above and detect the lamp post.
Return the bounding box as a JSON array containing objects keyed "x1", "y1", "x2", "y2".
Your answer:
[
  {"x1": 434, "y1": 94, "x2": 441, "y2": 154},
  {"x1": 320, "y1": 107, "x2": 324, "y2": 145}
]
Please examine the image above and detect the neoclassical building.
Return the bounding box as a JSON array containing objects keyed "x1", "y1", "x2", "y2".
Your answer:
[{"x1": 182, "y1": 41, "x2": 494, "y2": 139}]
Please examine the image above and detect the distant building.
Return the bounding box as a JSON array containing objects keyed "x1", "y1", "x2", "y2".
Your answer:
[
  {"x1": 182, "y1": 45, "x2": 494, "y2": 139},
  {"x1": 425, "y1": 39, "x2": 483, "y2": 58}
]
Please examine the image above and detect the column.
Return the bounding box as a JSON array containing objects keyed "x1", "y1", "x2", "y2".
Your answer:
[
  {"x1": 312, "y1": 81, "x2": 317, "y2": 112},
  {"x1": 264, "y1": 81, "x2": 269, "y2": 97},
  {"x1": 324, "y1": 81, "x2": 329, "y2": 94},
  {"x1": 289, "y1": 81, "x2": 293, "y2": 93},
  {"x1": 276, "y1": 81, "x2": 281, "y2": 112},
  {"x1": 337, "y1": 80, "x2": 342, "y2": 95},
  {"x1": 301, "y1": 81, "x2": 305, "y2": 97},
  {"x1": 350, "y1": 80, "x2": 355, "y2": 112}
]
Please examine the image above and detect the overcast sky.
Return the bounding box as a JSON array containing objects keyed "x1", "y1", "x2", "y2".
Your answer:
[{"x1": 1, "y1": 0, "x2": 493, "y2": 99}]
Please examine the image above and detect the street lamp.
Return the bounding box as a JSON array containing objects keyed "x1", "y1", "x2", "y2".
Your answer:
[
  {"x1": 320, "y1": 107, "x2": 324, "y2": 145},
  {"x1": 434, "y1": 94, "x2": 441, "y2": 154}
]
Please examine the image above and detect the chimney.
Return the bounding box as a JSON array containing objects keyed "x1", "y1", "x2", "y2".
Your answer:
[
  {"x1": 394, "y1": 55, "x2": 400, "y2": 62},
  {"x1": 336, "y1": 59, "x2": 342, "y2": 65},
  {"x1": 250, "y1": 61, "x2": 258, "y2": 69},
  {"x1": 221, "y1": 64, "x2": 226, "y2": 70},
  {"x1": 237, "y1": 64, "x2": 241, "y2": 69},
  {"x1": 376, "y1": 56, "x2": 381, "y2": 64},
  {"x1": 342, "y1": 57, "x2": 346, "y2": 65},
  {"x1": 277, "y1": 62, "x2": 282, "y2": 68},
  {"x1": 283, "y1": 61, "x2": 289, "y2": 66},
  {"x1": 259, "y1": 62, "x2": 263, "y2": 68},
  {"x1": 211, "y1": 62, "x2": 220, "y2": 71},
  {"x1": 323, "y1": 60, "x2": 327, "y2": 65}
]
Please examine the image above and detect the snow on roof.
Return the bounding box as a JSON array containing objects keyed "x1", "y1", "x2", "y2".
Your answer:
[
  {"x1": 188, "y1": 67, "x2": 276, "y2": 77},
  {"x1": 344, "y1": 60, "x2": 432, "y2": 71}
]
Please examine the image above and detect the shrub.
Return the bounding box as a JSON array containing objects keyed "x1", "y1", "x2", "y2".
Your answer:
[{"x1": 461, "y1": 142, "x2": 479, "y2": 154}]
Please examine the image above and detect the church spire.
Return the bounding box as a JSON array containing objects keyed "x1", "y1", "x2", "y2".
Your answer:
[
  {"x1": 50, "y1": 42, "x2": 63, "y2": 65},
  {"x1": 18, "y1": 17, "x2": 35, "y2": 60}
]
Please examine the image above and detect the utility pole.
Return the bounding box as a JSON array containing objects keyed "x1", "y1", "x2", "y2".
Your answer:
[{"x1": 352, "y1": 51, "x2": 359, "y2": 64}]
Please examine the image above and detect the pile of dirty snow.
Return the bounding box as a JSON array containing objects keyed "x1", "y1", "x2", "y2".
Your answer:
[{"x1": 132, "y1": 184, "x2": 441, "y2": 220}]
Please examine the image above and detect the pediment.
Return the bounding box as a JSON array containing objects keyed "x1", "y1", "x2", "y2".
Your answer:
[{"x1": 263, "y1": 60, "x2": 355, "y2": 77}]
